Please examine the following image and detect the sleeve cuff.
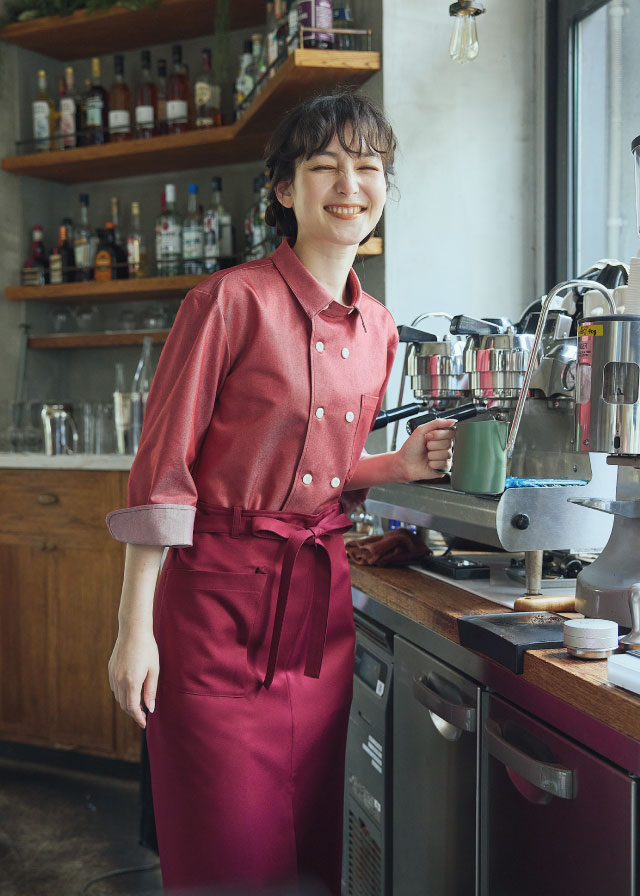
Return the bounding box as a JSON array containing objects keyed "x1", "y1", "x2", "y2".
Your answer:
[{"x1": 106, "y1": 504, "x2": 196, "y2": 547}]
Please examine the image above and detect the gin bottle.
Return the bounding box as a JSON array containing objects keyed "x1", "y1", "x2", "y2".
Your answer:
[
  {"x1": 183, "y1": 184, "x2": 204, "y2": 275},
  {"x1": 156, "y1": 184, "x2": 183, "y2": 276}
]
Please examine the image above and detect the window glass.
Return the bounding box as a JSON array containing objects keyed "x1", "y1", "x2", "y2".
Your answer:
[{"x1": 575, "y1": 0, "x2": 640, "y2": 273}]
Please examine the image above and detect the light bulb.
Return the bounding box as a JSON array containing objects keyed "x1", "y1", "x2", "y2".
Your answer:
[{"x1": 449, "y1": 11, "x2": 479, "y2": 64}]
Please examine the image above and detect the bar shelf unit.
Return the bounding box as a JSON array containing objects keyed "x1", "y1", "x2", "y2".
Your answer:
[
  {"x1": 27, "y1": 330, "x2": 171, "y2": 349},
  {"x1": 1, "y1": 50, "x2": 381, "y2": 183}
]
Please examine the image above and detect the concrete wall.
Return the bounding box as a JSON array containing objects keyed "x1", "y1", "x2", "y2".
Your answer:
[{"x1": 381, "y1": 0, "x2": 543, "y2": 442}]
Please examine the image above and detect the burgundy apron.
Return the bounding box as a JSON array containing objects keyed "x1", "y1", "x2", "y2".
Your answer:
[{"x1": 146, "y1": 501, "x2": 355, "y2": 894}]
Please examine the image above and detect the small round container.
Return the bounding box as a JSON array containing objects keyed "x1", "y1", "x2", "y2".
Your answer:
[{"x1": 564, "y1": 618, "x2": 618, "y2": 659}]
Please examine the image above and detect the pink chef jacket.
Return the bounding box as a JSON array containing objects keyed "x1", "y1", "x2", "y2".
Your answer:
[{"x1": 107, "y1": 239, "x2": 399, "y2": 547}]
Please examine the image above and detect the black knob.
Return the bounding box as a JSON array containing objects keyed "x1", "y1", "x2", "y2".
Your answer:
[{"x1": 511, "y1": 513, "x2": 530, "y2": 530}]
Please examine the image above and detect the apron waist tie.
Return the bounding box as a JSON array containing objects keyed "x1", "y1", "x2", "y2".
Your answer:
[{"x1": 193, "y1": 504, "x2": 353, "y2": 689}]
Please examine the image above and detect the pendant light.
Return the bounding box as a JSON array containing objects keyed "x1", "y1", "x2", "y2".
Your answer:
[{"x1": 449, "y1": 1, "x2": 485, "y2": 64}]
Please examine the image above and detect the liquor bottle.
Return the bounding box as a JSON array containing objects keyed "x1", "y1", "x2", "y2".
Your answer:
[
  {"x1": 183, "y1": 184, "x2": 204, "y2": 275},
  {"x1": 297, "y1": 0, "x2": 334, "y2": 48},
  {"x1": 134, "y1": 50, "x2": 157, "y2": 139},
  {"x1": 48, "y1": 247, "x2": 63, "y2": 285},
  {"x1": 333, "y1": 2, "x2": 355, "y2": 49},
  {"x1": 265, "y1": 2, "x2": 279, "y2": 76},
  {"x1": 105, "y1": 220, "x2": 129, "y2": 279},
  {"x1": 94, "y1": 228, "x2": 117, "y2": 281},
  {"x1": 288, "y1": 1, "x2": 301, "y2": 51},
  {"x1": 203, "y1": 176, "x2": 224, "y2": 274},
  {"x1": 32, "y1": 69, "x2": 55, "y2": 152},
  {"x1": 167, "y1": 45, "x2": 190, "y2": 134},
  {"x1": 56, "y1": 224, "x2": 76, "y2": 283},
  {"x1": 250, "y1": 33, "x2": 267, "y2": 89},
  {"x1": 194, "y1": 49, "x2": 222, "y2": 128},
  {"x1": 74, "y1": 194, "x2": 93, "y2": 281},
  {"x1": 58, "y1": 66, "x2": 79, "y2": 149},
  {"x1": 110, "y1": 196, "x2": 123, "y2": 247},
  {"x1": 219, "y1": 211, "x2": 234, "y2": 260},
  {"x1": 25, "y1": 225, "x2": 49, "y2": 283},
  {"x1": 127, "y1": 201, "x2": 148, "y2": 278},
  {"x1": 234, "y1": 40, "x2": 254, "y2": 120},
  {"x1": 86, "y1": 57, "x2": 109, "y2": 145},
  {"x1": 109, "y1": 54, "x2": 132, "y2": 141},
  {"x1": 156, "y1": 184, "x2": 183, "y2": 276},
  {"x1": 156, "y1": 58, "x2": 168, "y2": 135}
]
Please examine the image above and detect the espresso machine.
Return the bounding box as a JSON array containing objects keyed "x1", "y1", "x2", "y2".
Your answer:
[
  {"x1": 368, "y1": 269, "x2": 622, "y2": 559},
  {"x1": 565, "y1": 136, "x2": 640, "y2": 629}
]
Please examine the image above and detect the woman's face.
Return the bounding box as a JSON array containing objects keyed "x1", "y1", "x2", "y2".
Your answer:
[{"x1": 276, "y1": 127, "x2": 387, "y2": 250}]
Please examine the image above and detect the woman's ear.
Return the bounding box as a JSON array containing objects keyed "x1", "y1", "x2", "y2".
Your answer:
[{"x1": 275, "y1": 180, "x2": 294, "y2": 209}]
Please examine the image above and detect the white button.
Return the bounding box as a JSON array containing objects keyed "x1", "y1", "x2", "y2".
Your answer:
[
  {"x1": 345, "y1": 411, "x2": 355, "y2": 423},
  {"x1": 330, "y1": 477, "x2": 341, "y2": 488},
  {"x1": 341, "y1": 347, "x2": 349, "y2": 359},
  {"x1": 302, "y1": 473, "x2": 313, "y2": 485},
  {"x1": 316, "y1": 341, "x2": 325, "y2": 353},
  {"x1": 316, "y1": 407, "x2": 325, "y2": 419}
]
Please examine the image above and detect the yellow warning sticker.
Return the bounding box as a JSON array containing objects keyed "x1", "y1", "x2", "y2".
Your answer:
[{"x1": 578, "y1": 324, "x2": 603, "y2": 337}]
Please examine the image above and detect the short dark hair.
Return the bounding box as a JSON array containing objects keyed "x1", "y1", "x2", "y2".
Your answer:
[{"x1": 264, "y1": 91, "x2": 397, "y2": 244}]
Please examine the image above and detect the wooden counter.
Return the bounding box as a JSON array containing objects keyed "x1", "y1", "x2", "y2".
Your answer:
[{"x1": 350, "y1": 564, "x2": 640, "y2": 765}]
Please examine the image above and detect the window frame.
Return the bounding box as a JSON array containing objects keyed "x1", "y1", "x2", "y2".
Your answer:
[{"x1": 547, "y1": 0, "x2": 611, "y2": 283}]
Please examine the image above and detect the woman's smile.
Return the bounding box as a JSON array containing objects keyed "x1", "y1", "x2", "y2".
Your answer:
[{"x1": 324, "y1": 204, "x2": 368, "y2": 217}]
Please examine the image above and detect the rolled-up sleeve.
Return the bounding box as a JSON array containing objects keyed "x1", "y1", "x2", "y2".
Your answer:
[{"x1": 106, "y1": 287, "x2": 230, "y2": 546}]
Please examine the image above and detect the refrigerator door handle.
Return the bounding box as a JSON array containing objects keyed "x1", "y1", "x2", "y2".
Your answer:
[
  {"x1": 412, "y1": 672, "x2": 476, "y2": 733},
  {"x1": 485, "y1": 718, "x2": 577, "y2": 800}
]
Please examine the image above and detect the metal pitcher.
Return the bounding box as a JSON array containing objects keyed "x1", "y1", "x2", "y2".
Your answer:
[{"x1": 41, "y1": 404, "x2": 79, "y2": 455}]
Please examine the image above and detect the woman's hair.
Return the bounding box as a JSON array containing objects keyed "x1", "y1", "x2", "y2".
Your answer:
[{"x1": 264, "y1": 91, "x2": 397, "y2": 243}]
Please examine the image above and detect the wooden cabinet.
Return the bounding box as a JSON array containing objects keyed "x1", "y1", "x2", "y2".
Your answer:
[{"x1": 0, "y1": 469, "x2": 140, "y2": 761}]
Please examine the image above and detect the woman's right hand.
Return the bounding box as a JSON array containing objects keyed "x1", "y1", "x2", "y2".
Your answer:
[{"x1": 108, "y1": 629, "x2": 159, "y2": 729}]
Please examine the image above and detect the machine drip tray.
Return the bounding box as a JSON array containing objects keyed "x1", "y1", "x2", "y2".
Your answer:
[{"x1": 457, "y1": 612, "x2": 567, "y2": 673}]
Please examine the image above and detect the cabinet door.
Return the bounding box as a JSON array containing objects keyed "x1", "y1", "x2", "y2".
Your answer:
[
  {"x1": 0, "y1": 543, "x2": 49, "y2": 739},
  {"x1": 482, "y1": 694, "x2": 636, "y2": 896},
  {"x1": 393, "y1": 635, "x2": 480, "y2": 896}
]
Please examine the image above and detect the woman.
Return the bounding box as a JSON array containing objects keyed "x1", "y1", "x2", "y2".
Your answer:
[{"x1": 107, "y1": 92, "x2": 454, "y2": 894}]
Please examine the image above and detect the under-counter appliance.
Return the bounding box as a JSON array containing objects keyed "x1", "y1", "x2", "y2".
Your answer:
[
  {"x1": 342, "y1": 612, "x2": 393, "y2": 896},
  {"x1": 393, "y1": 635, "x2": 481, "y2": 896},
  {"x1": 482, "y1": 694, "x2": 636, "y2": 895}
]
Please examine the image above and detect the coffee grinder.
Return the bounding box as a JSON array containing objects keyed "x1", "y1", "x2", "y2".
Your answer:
[{"x1": 570, "y1": 136, "x2": 640, "y2": 629}]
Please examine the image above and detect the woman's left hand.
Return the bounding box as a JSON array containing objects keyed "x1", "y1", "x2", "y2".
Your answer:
[{"x1": 398, "y1": 418, "x2": 456, "y2": 482}]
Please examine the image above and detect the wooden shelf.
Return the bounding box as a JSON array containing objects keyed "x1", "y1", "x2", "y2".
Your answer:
[
  {"x1": 1, "y1": 49, "x2": 381, "y2": 183},
  {"x1": 0, "y1": 0, "x2": 265, "y2": 60},
  {"x1": 5, "y1": 240, "x2": 382, "y2": 303},
  {"x1": 28, "y1": 329, "x2": 170, "y2": 349},
  {"x1": 5, "y1": 274, "x2": 207, "y2": 303}
]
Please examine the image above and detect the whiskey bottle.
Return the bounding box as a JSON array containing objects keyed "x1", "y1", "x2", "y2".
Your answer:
[
  {"x1": 134, "y1": 50, "x2": 157, "y2": 139},
  {"x1": 194, "y1": 49, "x2": 222, "y2": 128},
  {"x1": 32, "y1": 69, "x2": 55, "y2": 152},
  {"x1": 57, "y1": 224, "x2": 76, "y2": 283},
  {"x1": 59, "y1": 66, "x2": 80, "y2": 149},
  {"x1": 167, "y1": 45, "x2": 190, "y2": 134},
  {"x1": 86, "y1": 58, "x2": 109, "y2": 145},
  {"x1": 183, "y1": 184, "x2": 204, "y2": 274},
  {"x1": 109, "y1": 54, "x2": 132, "y2": 141},
  {"x1": 74, "y1": 194, "x2": 93, "y2": 281},
  {"x1": 156, "y1": 58, "x2": 168, "y2": 135},
  {"x1": 127, "y1": 201, "x2": 148, "y2": 278},
  {"x1": 106, "y1": 219, "x2": 128, "y2": 278},
  {"x1": 234, "y1": 41, "x2": 254, "y2": 120}
]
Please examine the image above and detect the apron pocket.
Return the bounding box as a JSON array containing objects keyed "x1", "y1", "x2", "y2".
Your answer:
[{"x1": 157, "y1": 568, "x2": 268, "y2": 697}]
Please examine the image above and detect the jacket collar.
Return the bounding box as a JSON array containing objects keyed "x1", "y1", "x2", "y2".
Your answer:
[{"x1": 271, "y1": 238, "x2": 363, "y2": 321}]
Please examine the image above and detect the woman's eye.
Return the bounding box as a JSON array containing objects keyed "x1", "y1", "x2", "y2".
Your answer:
[
  {"x1": 359, "y1": 165, "x2": 381, "y2": 172},
  {"x1": 311, "y1": 165, "x2": 334, "y2": 171}
]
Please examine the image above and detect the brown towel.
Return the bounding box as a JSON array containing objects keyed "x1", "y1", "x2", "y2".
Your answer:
[{"x1": 346, "y1": 529, "x2": 432, "y2": 567}]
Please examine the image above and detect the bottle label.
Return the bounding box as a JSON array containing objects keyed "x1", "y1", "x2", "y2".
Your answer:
[
  {"x1": 49, "y1": 254, "x2": 63, "y2": 284},
  {"x1": 74, "y1": 238, "x2": 91, "y2": 269},
  {"x1": 127, "y1": 237, "x2": 141, "y2": 267},
  {"x1": 86, "y1": 95, "x2": 103, "y2": 126},
  {"x1": 195, "y1": 82, "x2": 212, "y2": 107},
  {"x1": 94, "y1": 248, "x2": 113, "y2": 281},
  {"x1": 32, "y1": 101, "x2": 50, "y2": 143},
  {"x1": 166, "y1": 100, "x2": 187, "y2": 123},
  {"x1": 59, "y1": 97, "x2": 76, "y2": 148},
  {"x1": 298, "y1": 0, "x2": 334, "y2": 45},
  {"x1": 183, "y1": 227, "x2": 204, "y2": 259},
  {"x1": 160, "y1": 221, "x2": 182, "y2": 254},
  {"x1": 135, "y1": 105, "x2": 154, "y2": 127},
  {"x1": 109, "y1": 109, "x2": 131, "y2": 133}
]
